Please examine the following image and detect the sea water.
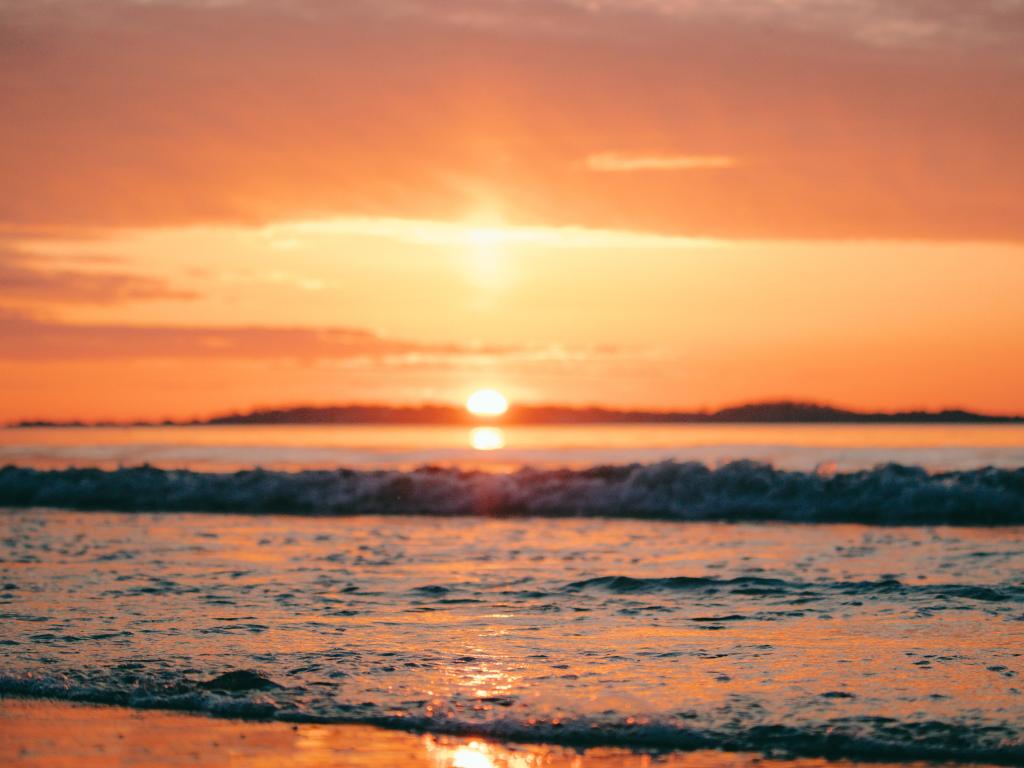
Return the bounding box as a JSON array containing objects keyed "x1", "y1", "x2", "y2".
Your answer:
[{"x1": 1, "y1": 424, "x2": 1023, "y2": 763}]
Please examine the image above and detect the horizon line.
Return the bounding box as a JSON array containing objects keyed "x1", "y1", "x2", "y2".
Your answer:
[{"x1": 9, "y1": 399, "x2": 1024, "y2": 428}]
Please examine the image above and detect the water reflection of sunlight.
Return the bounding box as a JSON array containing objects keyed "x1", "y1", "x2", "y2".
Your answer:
[
  {"x1": 423, "y1": 736, "x2": 542, "y2": 768},
  {"x1": 470, "y1": 427, "x2": 505, "y2": 451},
  {"x1": 453, "y1": 744, "x2": 497, "y2": 768},
  {"x1": 295, "y1": 724, "x2": 331, "y2": 756},
  {"x1": 462, "y1": 663, "x2": 516, "y2": 700}
]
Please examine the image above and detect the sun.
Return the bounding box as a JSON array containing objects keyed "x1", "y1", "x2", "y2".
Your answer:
[{"x1": 466, "y1": 389, "x2": 509, "y2": 417}]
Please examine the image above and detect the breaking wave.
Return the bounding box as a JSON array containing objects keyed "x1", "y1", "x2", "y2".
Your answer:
[{"x1": 1, "y1": 460, "x2": 1023, "y2": 524}]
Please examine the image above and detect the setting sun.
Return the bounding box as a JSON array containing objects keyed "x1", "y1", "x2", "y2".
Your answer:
[{"x1": 466, "y1": 389, "x2": 509, "y2": 417}]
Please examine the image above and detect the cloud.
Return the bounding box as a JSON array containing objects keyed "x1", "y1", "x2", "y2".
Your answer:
[
  {"x1": 0, "y1": 309, "x2": 562, "y2": 363},
  {"x1": 0, "y1": 307, "x2": 647, "y2": 372},
  {"x1": 1, "y1": 0, "x2": 1022, "y2": 240},
  {"x1": 0, "y1": 311, "x2": 490, "y2": 361},
  {"x1": 0, "y1": 249, "x2": 198, "y2": 304},
  {"x1": 585, "y1": 153, "x2": 738, "y2": 172}
]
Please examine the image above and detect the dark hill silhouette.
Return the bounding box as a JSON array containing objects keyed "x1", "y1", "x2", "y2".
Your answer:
[{"x1": 11, "y1": 400, "x2": 1022, "y2": 427}]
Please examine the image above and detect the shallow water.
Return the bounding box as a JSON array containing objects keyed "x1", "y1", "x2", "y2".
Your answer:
[
  {"x1": 3, "y1": 424, "x2": 1023, "y2": 762},
  {"x1": 3, "y1": 510, "x2": 1023, "y2": 762},
  {"x1": 4, "y1": 698, "x2": 989, "y2": 768}
]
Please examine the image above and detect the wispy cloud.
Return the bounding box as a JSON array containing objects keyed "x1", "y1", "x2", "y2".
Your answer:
[
  {"x1": 0, "y1": 249, "x2": 197, "y2": 305},
  {"x1": 0, "y1": 310, "x2": 639, "y2": 366},
  {"x1": 0, "y1": 311, "x2": 496, "y2": 362},
  {"x1": 585, "y1": 153, "x2": 739, "y2": 173}
]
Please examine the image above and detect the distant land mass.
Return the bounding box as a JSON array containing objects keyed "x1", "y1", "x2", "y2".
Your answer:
[{"x1": 10, "y1": 401, "x2": 1024, "y2": 427}]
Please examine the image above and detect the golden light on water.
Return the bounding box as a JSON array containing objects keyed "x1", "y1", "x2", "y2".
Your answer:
[
  {"x1": 466, "y1": 389, "x2": 509, "y2": 417},
  {"x1": 423, "y1": 735, "x2": 541, "y2": 768},
  {"x1": 470, "y1": 427, "x2": 506, "y2": 451},
  {"x1": 451, "y1": 743, "x2": 497, "y2": 768}
]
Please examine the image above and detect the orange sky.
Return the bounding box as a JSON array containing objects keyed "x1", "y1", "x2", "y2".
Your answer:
[{"x1": 1, "y1": 0, "x2": 1023, "y2": 421}]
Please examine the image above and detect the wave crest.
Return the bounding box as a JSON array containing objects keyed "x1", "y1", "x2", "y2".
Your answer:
[{"x1": 1, "y1": 460, "x2": 1023, "y2": 525}]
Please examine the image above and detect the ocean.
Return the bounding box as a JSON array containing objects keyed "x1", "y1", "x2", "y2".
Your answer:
[{"x1": 2, "y1": 424, "x2": 1023, "y2": 764}]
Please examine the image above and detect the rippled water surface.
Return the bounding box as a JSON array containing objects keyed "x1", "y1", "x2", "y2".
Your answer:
[{"x1": 3, "y1": 510, "x2": 1024, "y2": 762}]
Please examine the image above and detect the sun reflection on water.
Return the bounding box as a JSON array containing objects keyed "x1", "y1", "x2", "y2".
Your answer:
[
  {"x1": 453, "y1": 743, "x2": 498, "y2": 768},
  {"x1": 424, "y1": 736, "x2": 546, "y2": 768},
  {"x1": 470, "y1": 427, "x2": 506, "y2": 451}
]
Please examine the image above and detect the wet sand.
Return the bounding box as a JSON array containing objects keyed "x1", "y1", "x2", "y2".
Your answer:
[{"x1": 0, "y1": 697, "x2": 988, "y2": 768}]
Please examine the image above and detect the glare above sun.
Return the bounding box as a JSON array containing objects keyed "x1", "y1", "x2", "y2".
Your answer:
[{"x1": 466, "y1": 389, "x2": 509, "y2": 417}]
